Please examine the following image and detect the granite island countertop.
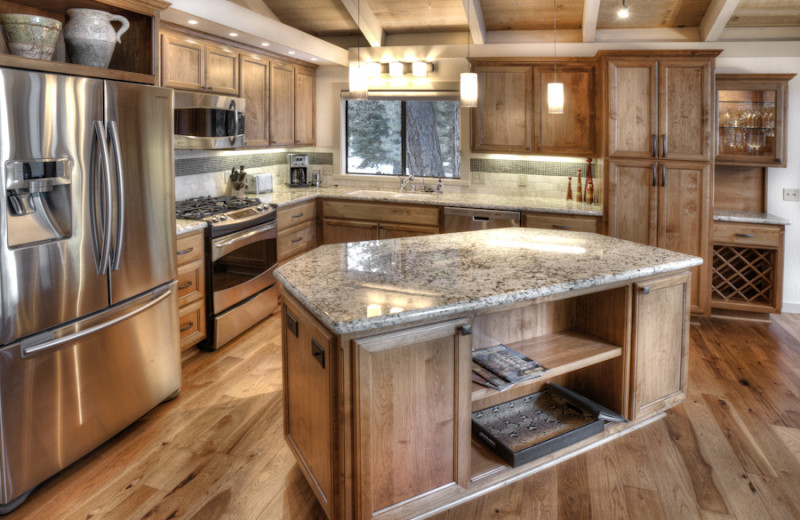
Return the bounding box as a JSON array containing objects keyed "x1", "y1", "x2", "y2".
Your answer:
[{"x1": 274, "y1": 227, "x2": 702, "y2": 335}]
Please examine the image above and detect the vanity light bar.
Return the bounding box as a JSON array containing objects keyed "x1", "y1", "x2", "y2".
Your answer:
[{"x1": 368, "y1": 61, "x2": 435, "y2": 77}]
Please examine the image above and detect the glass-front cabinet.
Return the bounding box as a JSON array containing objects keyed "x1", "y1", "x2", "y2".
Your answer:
[{"x1": 716, "y1": 74, "x2": 795, "y2": 167}]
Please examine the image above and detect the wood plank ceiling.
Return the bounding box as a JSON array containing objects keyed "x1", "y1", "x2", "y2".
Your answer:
[{"x1": 255, "y1": 0, "x2": 800, "y2": 46}]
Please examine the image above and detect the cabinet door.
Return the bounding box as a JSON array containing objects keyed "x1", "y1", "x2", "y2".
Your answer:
[
  {"x1": 607, "y1": 59, "x2": 658, "y2": 159},
  {"x1": 658, "y1": 161, "x2": 710, "y2": 314},
  {"x1": 353, "y1": 319, "x2": 472, "y2": 518},
  {"x1": 659, "y1": 58, "x2": 712, "y2": 162},
  {"x1": 270, "y1": 61, "x2": 295, "y2": 146},
  {"x1": 379, "y1": 222, "x2": 439, "y2": 239},
  {"x1": 161, "y1": 32, "x2": 204, "y2": 91},
  {"x1": 283, "y1": 301, "x2": 334, "y2": 518},
  {"x1": 523, "y1": 212, "x2": 599, "y2": 233},
  {"x1": 606, "y1": 159, "x2": 658, "y2": 246},
  {"x1": 204, "y1": 42, "x2": 239, "y2": 95},
  {"x1": 240, "y1": 55, "x2": 270, "y2": 147},
  {"x1": 295, "y1": 66, "x2": 316, "y2": 146},
  {"x1": 630, "y1": 272, "x2": 690, "y2": 420},
  {"x1": 322, "y1": 218, "x2": 378, "y2": 245},
  {"x1": 472, "y1": 66, "x2": 533, "y2": 153},
  {"x1": 533, "y1": 64, "x2": 595, "y2": 156}
]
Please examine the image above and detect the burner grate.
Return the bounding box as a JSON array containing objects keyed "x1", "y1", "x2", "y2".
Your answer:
[{"x1": 176, "y1": 196, "x2": 261, "y2": 220}]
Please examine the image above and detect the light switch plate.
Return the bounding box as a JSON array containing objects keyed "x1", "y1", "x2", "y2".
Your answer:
[
  {"x1": 518, "y1": 174, "x2": 527, "y2": 187},
  {"x1": 783, "y1": 188, "x2": 799, "y2": 201}
]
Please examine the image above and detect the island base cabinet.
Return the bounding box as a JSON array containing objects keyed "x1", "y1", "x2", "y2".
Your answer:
[
  {"x1": 282, "y1": 299, "x2": 335, "y2": 518},
  {"x1": 629, "y1": 272, "x2": 691, "y2": 420},
  {"x1": 353, "y1": 319, "x2": 472, "y2": 519}
]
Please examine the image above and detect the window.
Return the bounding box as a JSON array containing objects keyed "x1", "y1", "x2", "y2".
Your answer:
[{"x1": 345, "y1": 94, "x2": 461, "y2": 178}]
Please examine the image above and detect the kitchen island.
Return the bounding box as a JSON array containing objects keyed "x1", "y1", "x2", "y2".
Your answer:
[{"x1": 274, "y1": 228, "x2": 702, "y2": 520}]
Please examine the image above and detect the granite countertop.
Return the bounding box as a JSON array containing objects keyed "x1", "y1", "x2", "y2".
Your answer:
[
  {"x1": 713, "y1": 209, "x2": 790, "y2": 226},
  {"x1": 176, "y1": 219, "x2": 207, "y2": 234},
  {"x1": 274, "y1": 227, "x2": 702, "y2": 335}
]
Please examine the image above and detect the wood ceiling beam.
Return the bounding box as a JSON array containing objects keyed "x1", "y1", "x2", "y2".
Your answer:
[
  {"x1": 461, "y1": 0, "x2": 486, "y2": 45},
  {"x1": 339, "y1": 0, "x2": 385, "y2": 47},
  {"x1": 582, "y1": 0, "x2": 601, "y2": 43},
  {"x1": 700, "y1": 0, "x2": 742, "y2": 41}
]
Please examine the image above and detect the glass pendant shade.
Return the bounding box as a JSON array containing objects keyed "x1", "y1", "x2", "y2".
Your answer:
[
  {"x1": 349, "y1": 63, "x2": 368, "y2": 99},
  {"x1": 547, "y1": 82, "x2": 564, "y2": 114},
  {"x1": 389, "y1": 61, "x2": 403, "y2": 77},
  {"x1": 365, "y1": 61, "x2": 382, "y2": 78},
  {"x1": 460, "y1": 72, "x2": 478, "y2": 108},
  {"x1": 412, "y1": 61, "x2": 427, "y2": 77}
]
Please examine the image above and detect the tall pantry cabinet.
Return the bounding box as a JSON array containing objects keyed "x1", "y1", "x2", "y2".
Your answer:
[{"x1": 602, "y1": 51, "x2": 719, "y2": 315}]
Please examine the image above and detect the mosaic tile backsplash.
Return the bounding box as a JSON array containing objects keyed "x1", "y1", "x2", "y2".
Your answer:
[{"x1": 175, "y1": 151, "x2": 333, "y2": 177}]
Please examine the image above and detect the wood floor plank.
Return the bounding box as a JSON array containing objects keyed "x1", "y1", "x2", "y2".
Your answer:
[
  {"x1": 622, "y1": 486, "x2": 667, "y2": 520},
  {"x1": 585, "y1": 443, "x2": 631, "y2": 520},
  {"x1": 557, "y1": 455, "x2": 592, "y2": 520},
  {"x1": 519, "y1": 467, "x2": 559, "y2": 520}
]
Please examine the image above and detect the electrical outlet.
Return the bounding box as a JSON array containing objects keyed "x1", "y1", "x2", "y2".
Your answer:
[
  {"x1": 783, "y1": 188, "x2": 800, "y2": 202},
  {"x1": 472, "y1": 171, "x2": 485, "y2": 184},
  {"x1": 518, "y1": 174, "x2": 527, "y2": 187}
]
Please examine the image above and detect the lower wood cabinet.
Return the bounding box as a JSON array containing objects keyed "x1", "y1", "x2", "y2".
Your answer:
[
  {"x1": 523, "y1": 212, "x2": 599, "y2": 233},
  {"x1": 320, "y1": 200, "x2": 440, "y2": 245},
  {"x1": 176, "y1": 230, "x2": 206, "y2": 350},
  {"x1": 277, "y1": 200, "x2": 317, "y2": 262}
]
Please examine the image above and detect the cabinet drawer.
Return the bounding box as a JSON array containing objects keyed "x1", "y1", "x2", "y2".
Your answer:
[
  {"x1": 277, "y1": 200, "x2": 317, "y2": 229},
  {"x1": 713, "y1": 222, "x2": 781, "y2": 248},
  {"x1": 177, "y1": 259, "x2": 204, "y2": 306},
  {"x1": 178, "y1": 298, "x2": 206, "y2": 350},
  {"x1": 278, "y1": 220, "x2": 316, "y2": 261},
  {"x1": 523, "y1": 213, "x2": 599, "y2": 233},
  {"x1": 321, "y1": 199, "x2": 440, "y2": 227},
  {"x1": 176, "y1": 231, "x2": 204, "y2": 265}
]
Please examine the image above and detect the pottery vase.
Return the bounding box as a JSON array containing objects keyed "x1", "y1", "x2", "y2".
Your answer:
[
  {"x1": 0, "y1": 14, "x2": 62, "y2": 60},
  {"x1": 64, "y1": 9, "x2": 129, "y2": 69}
]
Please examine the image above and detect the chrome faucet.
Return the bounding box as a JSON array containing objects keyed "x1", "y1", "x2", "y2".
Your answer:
[{"x1": 399, "y1": 174, "x2": 415, "y2": 192}]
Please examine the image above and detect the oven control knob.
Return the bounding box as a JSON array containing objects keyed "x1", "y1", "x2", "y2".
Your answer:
[
  {"x1": 212, "y1": 217, "x2": 220, "y2": 223},
  {"x1": 257, "y1": 206, "x2": 263, "y2": 212},
  {"x1": 220, "y1": 215, "x2": 228, "y2": 221}
]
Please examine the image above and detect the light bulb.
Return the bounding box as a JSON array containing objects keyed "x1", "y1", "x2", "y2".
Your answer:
[
  {"x1": 389, "y1": 61, "x2": 404, "y2": 77},
  {"x1": 618, "y1": 6, "x2": 630, "y2": 18},
  {"x1": 412, "y1": 61, "x2": 427, "y2": 77}
]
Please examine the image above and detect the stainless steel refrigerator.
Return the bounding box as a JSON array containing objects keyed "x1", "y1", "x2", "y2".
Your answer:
[{"x1": 0, "y1": 67, "x2": 180, "y2": 512}]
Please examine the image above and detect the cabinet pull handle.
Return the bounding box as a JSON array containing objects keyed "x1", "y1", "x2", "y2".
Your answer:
[
  {"x1": 178, "y1": 281, "x2": 193, "y2": 290},
  {"x1": 291, "y1": 237, "x2": 303, "y2": 243},
  {"x1": 292, "y1": 212, "x2": 304, "y2": 218},
  {"x1": 652, "y1": 164, "x2": 657, "y2": 186},
  {"x1": 177, "y1": 247, "x2": 194, "y2": 255},
  {"x1": 662, "y1": 134, "x2": 667, "y2": 157},
  {"x1": 735, "y1": 233, "x2": 755, "y2": 238},
  {"x1": 311, "y1": 338, "x2": 325, "y2": 368},
  {"x1": 639, "y1": 286, "x2": 650, "y2": 295},
  {"x1": 287, "y1": 311, "x2": 299, "y2": 338},
  {"x1": 662, "y1": 164, "x2": 667, "y2": 187},
  {"x1": 207, "y1": 86, "x2": 213, "y2": 91},
  {"x1": 551, "y1": 224, "x2": 570, "y2": 230},
  {"x1": 652, "y1": 135, "x2": 657, "y2": 158},
  {"x1": 180, "y1": 322, "x2": 194, "y2": 333}
]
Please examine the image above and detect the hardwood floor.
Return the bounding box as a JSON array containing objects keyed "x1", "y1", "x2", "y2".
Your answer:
[{"x1": 6, "y1": 313, "x2": 800, "y2": 520}]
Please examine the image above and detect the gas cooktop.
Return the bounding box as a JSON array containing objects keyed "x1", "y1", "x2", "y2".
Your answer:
[{"x1": 176, "y1": 196, "x2": 276, "y2": 236}]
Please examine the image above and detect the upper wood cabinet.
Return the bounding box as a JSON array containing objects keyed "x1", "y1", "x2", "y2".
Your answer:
[
  {"x1": 161, "y1": 30, "x2": 239, "y2": 95},
  {"x1": 0, "y1": 0, "x2": 167, "y2": 84},
  {"x1": 716, "y1": 74, "x2": 795, "y2": 168},
  {"x1": 295, "y1": 66, "x2": 316, "y2": 146},
  {"x1": 240, "y1": 54, "x2": 270, "y2": 147},
  {"x1": 472, "y1": 65, "x2": 533, "y2": 153},
  {"x1": 533, "y1": 64, "x2": 596, "y2": 156},
  {"x1": 605, "y1": 54, "x2": 715, "y2": 162},
  {"x1": 270, "y1": 61, "x2": 295, "y2": 147}
]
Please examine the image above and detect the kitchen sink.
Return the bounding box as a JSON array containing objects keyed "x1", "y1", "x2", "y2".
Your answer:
[
  {"x1": 346, "y1": 189, "x2": 436, "y2": 200},
  {"x1": 393, "y1": 192, "x2": 435, "y2": 199}
]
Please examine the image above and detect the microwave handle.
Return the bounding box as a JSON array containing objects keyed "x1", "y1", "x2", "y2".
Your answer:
[{"x1": 230, "y1": 99, "x2": 238, "y2": 147}]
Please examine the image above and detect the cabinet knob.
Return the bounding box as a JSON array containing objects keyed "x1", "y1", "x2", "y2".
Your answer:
[
  {"x1": 207, "y1": 86, "x2": 213, "y2": 91},
  {"x1": 460, "y1": 325, "x2": 472, "y2": 336},
  {"x1": 639, "y1": 286, "x2": 650, "y2": 295}
]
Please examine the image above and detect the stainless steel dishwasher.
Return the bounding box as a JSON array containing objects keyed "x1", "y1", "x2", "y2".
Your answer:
[{"x1": 443, "y1": 207, "x2": 521, "y2": 233}]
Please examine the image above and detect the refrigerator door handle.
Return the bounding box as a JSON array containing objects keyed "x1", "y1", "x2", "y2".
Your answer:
[
  {"x1": 20, "y1": 286, "x2": 173, "y2": 357},
  {"x1": 108, "y1": 121, "x2": 125, "y2": 271},
  {"x1": 94, "y1": 121, "x2": 113, "y2": 275}
]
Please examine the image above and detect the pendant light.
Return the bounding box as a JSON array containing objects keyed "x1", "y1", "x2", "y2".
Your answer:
[
  {"x1": 547, "y1": 0, "x2": 564, "y2": 114},
  {"x1": 460, "y1": 0, "x2": 478, "y2": 108},
  {"x1": 349, "y1": 0, "x2": 368, "y2": 99},
  {"x1": 618, "y1": 0, "x2": 630, "y2": 19}
]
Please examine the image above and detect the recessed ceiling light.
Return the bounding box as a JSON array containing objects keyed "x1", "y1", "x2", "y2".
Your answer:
[
  {"x1": 288, "y1": 51, "x2": 296, "y2": 55},
  {"x1": 311, "y1": 58, "x2": 318, "y2": 61},
  {"x1": 261, "y1": 42, "x2": 270, "y2": 46},
  {"x1": 187, "y1": 19, "x2": 199, "y2": 25},
  {"x1": 229, "y1": 32, "x2": 238, "y2": 37}
]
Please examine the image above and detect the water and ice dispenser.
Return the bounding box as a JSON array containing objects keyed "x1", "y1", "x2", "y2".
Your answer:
[{"x1": 4, "y1": 158, "x2": 72, "y2": 248}]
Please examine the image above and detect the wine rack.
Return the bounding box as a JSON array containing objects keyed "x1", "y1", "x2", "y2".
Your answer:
[{"x1": 711, "y1": 245, "x2": 778, "y2": 313}]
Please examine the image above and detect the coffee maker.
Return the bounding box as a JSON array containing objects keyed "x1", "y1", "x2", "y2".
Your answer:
[{"x1": 288, "y1": 154, "x2": 309, "y2": 187}]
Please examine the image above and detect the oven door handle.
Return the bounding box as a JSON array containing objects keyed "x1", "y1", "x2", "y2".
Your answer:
[{"x1": 212, "y1": 222, "x2": 276, "y2": 261}]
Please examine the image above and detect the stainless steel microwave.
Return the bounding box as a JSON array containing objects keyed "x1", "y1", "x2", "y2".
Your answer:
[{"x1": 174, "y1": 91, "x2": 246, "y2": 149}]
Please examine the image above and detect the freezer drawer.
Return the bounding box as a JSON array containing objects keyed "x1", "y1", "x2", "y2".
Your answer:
[{"x1": 0, "y1": 282, "x2": 181, "y2": 506}]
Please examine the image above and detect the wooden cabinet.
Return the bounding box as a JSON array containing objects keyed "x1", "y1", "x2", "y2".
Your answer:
[
  {"x1": 161, "y1": 30, "x2": 239, "y2": 94},
  {"x1": 533, "y1": 64, "x2": 596, "y2": 156},
  {"x1": 605, "y1": 54, "x2": 714, "y2": 162},
  {"x1": 711, "y1": 221, "x2": 784, "y2": 314},
  {"x1": 0, "y1": 0, "x2": 166, "y2": 84},
  {"x1": 471, "y1": 61, "x2": 596, "y2": 156},
  {"x1": 716, "y1": 74, "x2": 795, "y2": 168},
  {"x1": 277, "y1": 200, "x2": 317, "y2": 262},
  {"x1": 607, "y1": 159, "x2": 711, "y2": 314},
  {"x1": 282, "y1": 298, "x2": 334, "y2": 518},
  {"x1": 240, "y1": 54, "x2": 270, "y2": 147},
  {"x1": 629, "y1": 272, "x2": 690, "y2": 420},
  {"x1": 295, "y1": 66, "x2": 316, "y2": 146},
  {"x1": 472, "y1": 65, "x2": 533, "y2": 153},
  {"x1": 320, "y1": 200, "x2": 440, "y2": 245},
  {"x1": 523, "y1": 212, "x2": 599, "y2": 233},
  {"x1": 270, "y1": 60, "x2": 295, "y2": 146},
  {"x1": 176, "y1": 230, "x2": 206, "y2": 350}
]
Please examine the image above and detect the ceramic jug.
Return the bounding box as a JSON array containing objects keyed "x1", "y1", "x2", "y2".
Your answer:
[{"x1": 64, "y1": 9, "x2": 129, "y2": 69}]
